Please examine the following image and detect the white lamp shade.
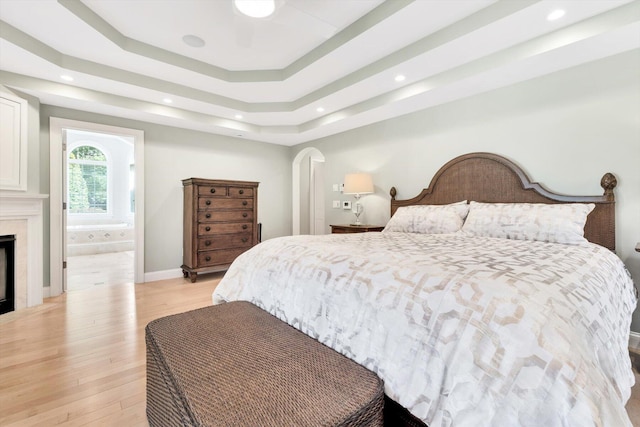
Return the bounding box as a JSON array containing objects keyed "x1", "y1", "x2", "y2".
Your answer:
[{"x1": 343, "y1": 173, "x2": 374, "y2": 195}]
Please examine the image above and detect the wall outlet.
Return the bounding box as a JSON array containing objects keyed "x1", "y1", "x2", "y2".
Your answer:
[
  {"x1": 342, "y1": 201, "x2": 352, "y2": 210},
  {"x1": 332, "y1": 200, "x2": 340, "y2": 208}
]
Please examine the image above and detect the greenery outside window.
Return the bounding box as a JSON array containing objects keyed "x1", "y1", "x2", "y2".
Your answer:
[{"x1": 68, "y1": 145, "x2": 108, "y2": 214}]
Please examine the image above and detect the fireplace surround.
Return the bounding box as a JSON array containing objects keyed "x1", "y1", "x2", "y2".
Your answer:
[{"x1": 0, "y1": 194, "x2": 46, "y2": 311}]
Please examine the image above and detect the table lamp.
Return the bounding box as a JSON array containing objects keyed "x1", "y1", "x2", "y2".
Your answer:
[{"x1": 343, "y1": 173, "x2": 374, "y2": 225}]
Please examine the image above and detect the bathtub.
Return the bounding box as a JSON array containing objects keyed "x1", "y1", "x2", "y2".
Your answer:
[{"x1": 67, "y1": 223, "x2": 134, "y2": 256}]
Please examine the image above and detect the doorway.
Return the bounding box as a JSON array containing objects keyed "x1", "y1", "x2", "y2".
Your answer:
[
  {"x1": 49, "y1": 118, "x2": 145, "y2": 297},
  {"x1": 65, "y1": 130, "x2": 134, "y2": 291},
  {"x1": 292, "y1": 147, "x2": 325, "y2": 235}
]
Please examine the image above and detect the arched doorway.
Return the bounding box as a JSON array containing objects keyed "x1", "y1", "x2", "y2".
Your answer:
[{"x1": 292, "y1": 148, "x2": 325, "y2": 235}]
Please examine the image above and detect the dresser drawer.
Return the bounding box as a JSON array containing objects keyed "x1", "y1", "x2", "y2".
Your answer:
[
  {"x1": 198, "y1": 198, "x2": 252, "y2": 212},
  {"x1": 199, "y1": 222, "x2": 252, "y2": 236},
  {"x1": 198, "y1": 233, "x2": 253, "y2": 250},
  {"x1": 197, "y1": 185, "x2": 228, "y2": 197},
  {"x1": 198, "y1": 247, "x2": 248, "y2": 267},
  {"x1": 198, "y1": 210, "x2": 253, "y2": 222},
  {"x1": 229, "y1": 187, "x2": 253, "y2": 198}
]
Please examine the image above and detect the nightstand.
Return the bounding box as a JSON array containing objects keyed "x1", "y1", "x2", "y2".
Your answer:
[{"x1": 330, "y1": 224, "x2": 385, "y2": 234}]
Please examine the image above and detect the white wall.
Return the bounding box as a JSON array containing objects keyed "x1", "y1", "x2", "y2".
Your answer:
[{"x1": 293, "y1": 50, "x2": 640, "y2": 330}]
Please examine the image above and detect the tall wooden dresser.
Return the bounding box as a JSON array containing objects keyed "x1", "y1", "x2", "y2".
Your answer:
[{"x1": 182, "y1": 178, "x2": 259, "y2": 282}]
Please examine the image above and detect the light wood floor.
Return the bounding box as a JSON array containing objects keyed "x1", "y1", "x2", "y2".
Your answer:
[
  {"x1": 66, "y1": 251, "x2": 134, "y2": 292},
  {"x1": 0, "y1": 273, "x2": 223, "y2": 426},
  {"x1": 1, "y1": 274, "x2": 639, "y2": 426}
]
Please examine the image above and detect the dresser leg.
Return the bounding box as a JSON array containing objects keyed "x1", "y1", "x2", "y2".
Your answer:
[{"x1": 189, "y1": 272, "x2": 198, "y2": 283}]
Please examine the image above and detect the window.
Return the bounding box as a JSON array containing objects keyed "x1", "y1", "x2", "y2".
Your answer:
[{"x1": 68, "y1": 145, "x2": 108, "y2": 214}]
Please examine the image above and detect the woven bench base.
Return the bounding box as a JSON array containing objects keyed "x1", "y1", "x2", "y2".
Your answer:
[{"x1": 146, "y1": 301, "x2": 384, "y2": 426}]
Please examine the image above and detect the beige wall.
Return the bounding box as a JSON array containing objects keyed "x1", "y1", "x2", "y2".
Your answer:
[{"x1": 293, "y1": 50, "x2": 640, "y2": 330}]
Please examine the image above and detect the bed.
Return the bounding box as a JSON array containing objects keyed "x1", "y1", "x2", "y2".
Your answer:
[{"x1": 212, "y1": 152, "x2": 636, "y2": 427}]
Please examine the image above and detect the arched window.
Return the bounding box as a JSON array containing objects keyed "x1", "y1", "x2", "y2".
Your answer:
[{"x1": 68, "y1": 145, "x2": 108, "y2": 214}]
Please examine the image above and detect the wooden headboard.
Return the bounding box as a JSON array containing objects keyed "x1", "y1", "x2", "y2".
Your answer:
[{"x1": 390, "y1": 152, "x2": 617, "y2": 250}]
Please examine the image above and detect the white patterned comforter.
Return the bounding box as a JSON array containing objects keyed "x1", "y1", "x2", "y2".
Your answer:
[{"x1": 212, "y1": 232, "x2": 637, "y2": 427}]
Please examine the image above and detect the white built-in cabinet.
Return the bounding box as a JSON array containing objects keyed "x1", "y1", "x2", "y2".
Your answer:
[{"x1": 0, "y1": 90, "x2": 28, "y2": 191}]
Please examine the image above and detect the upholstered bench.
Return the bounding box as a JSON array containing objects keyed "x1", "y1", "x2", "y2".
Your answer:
[{"x1": 145, "y1": 301, "x2": 384, "y2": 426}]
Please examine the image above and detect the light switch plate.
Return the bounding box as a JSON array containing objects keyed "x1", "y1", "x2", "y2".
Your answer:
[
  {"x1": 332, "y1": 184, "x2": 339, "y2": 192},
  {"x1": 332, "y1": 200, "x2": 340, "y2": 208}
]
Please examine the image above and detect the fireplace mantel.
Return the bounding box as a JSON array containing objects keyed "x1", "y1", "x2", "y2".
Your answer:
[{"x1": 0, "y1": 193, "x2": 47, "y2": 310}]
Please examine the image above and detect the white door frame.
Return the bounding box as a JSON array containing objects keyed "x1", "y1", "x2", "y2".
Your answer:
[
  {"x1": 49, "y1": 118, "x2": 145, "y2": 296},
  {"x1": 309, "y1": 158, "x2": 325, "y2": 235},
  {"x1": 292, "y1": 147, "x2": 325, "y2": 235}
]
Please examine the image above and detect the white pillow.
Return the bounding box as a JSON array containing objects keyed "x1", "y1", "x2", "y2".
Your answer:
[
  {"x1": 383, "y1": 201, "x2": 469, "y2": 234},
  {"x1": 461, "y1": 201, "x2": 595, "y2": 245}
]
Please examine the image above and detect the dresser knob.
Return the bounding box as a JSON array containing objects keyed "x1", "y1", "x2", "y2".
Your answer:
[
  {"x1": 205, "y1": 213, "x2": 211, "y2": 219},
  {"x1": 205, "y1": 200, "x2": 211, "y2": 205},
  {"x1": 205, "y1": 256, "x2": 211, "y2": 262},
  {"x1": 242, "y1": 238, "x2": 248, "y2": 243},
  {"x1": 242, "y1": 201, "x2": 248, "y2": 206},
  {"x1": 210, "y1": 188, "x2": 216, "y2": 194},
  {"x1": 242, "y1": 213, "x2": 248, "y2": 218},
  {"x1": 242, "y1": 225, "x2": 248, "y2": 230},
  {"x1": 205, "y1": 240, "x2": 211, "y2": 246},
  {"x1": 239, "y1": 189, "x2": 244, "y2": 194},
  {"x1": 205, "y1": 226, "x2": 211, "y2": 232}
]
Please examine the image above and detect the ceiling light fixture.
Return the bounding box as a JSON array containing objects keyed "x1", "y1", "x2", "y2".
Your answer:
[
  {"x1": 394, "y1": 74, "x2": 406, "y2": 82},
  {"x1": 234, "y1": 0, "x2": 275, "y2": 18},
  {"x1": 235, "y1": 114, "x2": 243, "y2": 120},
  {"x1": 547, "y1": 9, "x2": 566, "y2": 21},
  {"x1": 316, "y1": 107, "x2": 325, "y2": 113},
  {"x1": 182, "y1": 34, "x2": 205, "y2": 48},
  {"x1": 163, "y1": 98, "x2": 173, "y2": 104},
  {"x1": 60, "y1": 75, "x2": 74, "y2": 82}
]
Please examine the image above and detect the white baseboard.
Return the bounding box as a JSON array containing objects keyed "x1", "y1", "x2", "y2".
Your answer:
[
  {"x1": 630, "y1": 331, "x2": 640, "y2": 351},
  {"x1": 144, "y1": 268, "x2": 184, "y2": 283}
]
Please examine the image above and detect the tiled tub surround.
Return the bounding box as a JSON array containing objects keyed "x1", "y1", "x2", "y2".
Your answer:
[
  {"x1": 0, "y1": 194, "x2": 46, "y2": 310},
  {"x1": 66, "y1": 223, "x2": 134, "y2": 256}
]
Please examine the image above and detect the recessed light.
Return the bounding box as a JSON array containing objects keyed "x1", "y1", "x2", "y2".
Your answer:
[
  {"x1": 316, "y1": 107, "x2": 325, "y2": 113},
  {"x1": 235, "y1": 114, "x2": 243, "y2": 120},
  {"x1": 547, "y1": 9, "x2": 566, "y2": 21},
  {"x1": 163, "y1": 98, "x2": 173, "y2": 104},
  {"x1": 394, "y1": 74, "x2": 406, "y2": 82},
  {"x1": 182, "y1": 34, "x2": 205, "y2": 48},
  {"x1": 60, "y1": 75, "x2": 74, "y2": 82}
]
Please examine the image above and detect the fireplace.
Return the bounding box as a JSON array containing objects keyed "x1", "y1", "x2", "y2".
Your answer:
[{"x1": 0, "y1": 235, "x2": 15, "y2": 314}]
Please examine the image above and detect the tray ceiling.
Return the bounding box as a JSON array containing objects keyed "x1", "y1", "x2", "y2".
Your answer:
[{"x1": 1, "y1": 0, "x2": 638, "y2": 146}]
